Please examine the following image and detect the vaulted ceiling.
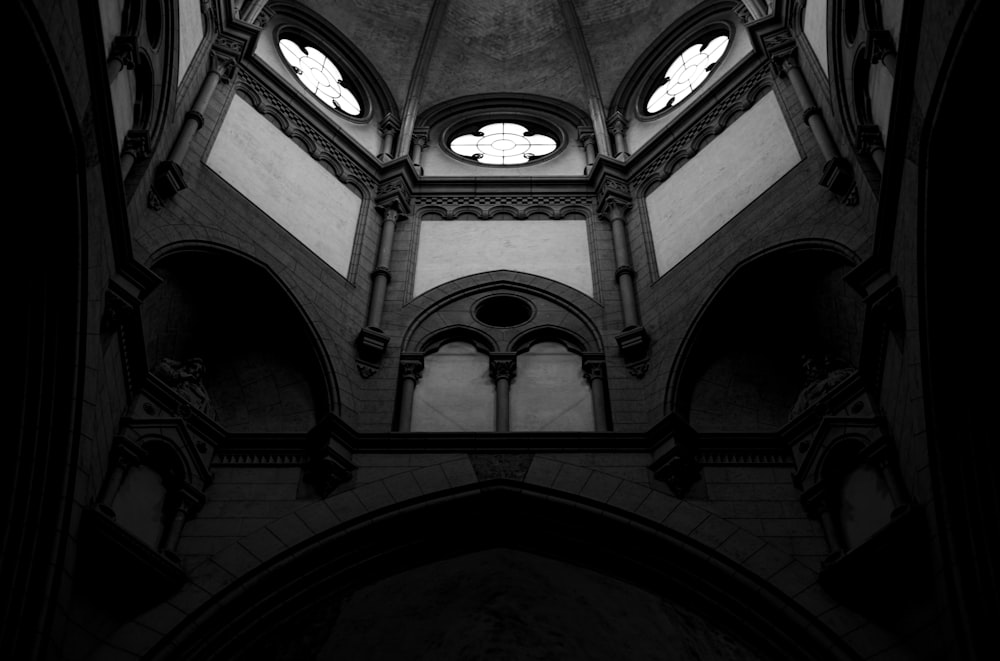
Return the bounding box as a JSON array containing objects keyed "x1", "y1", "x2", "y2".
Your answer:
[{"x1": 298, "y1": 0, "x2": 704, "y2": 113}]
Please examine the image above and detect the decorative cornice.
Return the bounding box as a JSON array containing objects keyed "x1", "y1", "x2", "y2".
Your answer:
[
  {"x1": 633, "y1": 63, "x2": 770, "y2": 190},
  {"x1": 236, "y1": 68, "x2": 377, "y2": 189}
]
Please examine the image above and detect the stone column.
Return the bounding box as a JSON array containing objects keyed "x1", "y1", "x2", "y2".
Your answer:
[
  {"x1": 378, "y1": 113, "x2": 400, "y2": 161},
  {"x1": 155, "y1": 52, "x2": 236, "y2": 197},
  {"x1": 409, "y1": 128, "x2": 429, "y2": 174},
  {"x1": 96, "y1": 438, "x2": 144, "y2": 518},
  {"x1": 857, "y1": 124, "x2": 886, "y2": 173},
  {"x1": 119, "y1": 129, "x2": 150, "y2": 179},
  {"x1": 578, "y1": 127, "x2": 597, "y2": 175},
  {"x1": 607, "y1": 111, "x2": 629, "y2": 160},
  {"x1": 768, "y1": 38, "x2": 852, "y2": 197},
  {"x1": 583, "y1": 358, "x2": 608, "y2": 431},
  {"x1": 396, "y1": 356, "x2": 424, "y2": 432},
  {"x1": 816, "y1": 499, "x2": 846, "y2": 563},
  {"x1": 490, "y1": 355, "x2": 517, "y2": 432},
  {"x1": 598, "y1": 174, "x2": 649, "y2": 376},
  {"x1": 107, "y1": 35, "x2": 137, "y2": 83},
  {"x1": 161, "y1": 485, "x2": 204, "y2": 559},
  {"x1": 599, "y1": 179, "x2": 639, "y2": 329},
  {"x1": 366, "y1": 207, "x2": 401, "y2": 330}
]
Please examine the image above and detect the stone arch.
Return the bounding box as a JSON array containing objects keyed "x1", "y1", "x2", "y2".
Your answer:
[
  {"x1": 666, "y1": 240, "x2": 863, "y2": 429},
  {"x1": 142, "y1": 244, "x2": 338, "y2": 429},
  {"x1": 121, "y1": 480, "x2": 857, "y2": 661}
]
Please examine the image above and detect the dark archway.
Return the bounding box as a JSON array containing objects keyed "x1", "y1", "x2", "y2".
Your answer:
[{"x1": 146, "y1": 485, "x2": 859, "y2": 661}]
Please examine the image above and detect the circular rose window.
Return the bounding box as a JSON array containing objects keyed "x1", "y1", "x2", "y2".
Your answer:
[
  {"x1": 646, "y1": 34, "x2": 729, "y2": 114},
  {"x1": 278, "y1": 37, "x2": 362, "y2": 117},
  {"x1": 450, "y1": 122, "x2": 558, "y2": 166}
]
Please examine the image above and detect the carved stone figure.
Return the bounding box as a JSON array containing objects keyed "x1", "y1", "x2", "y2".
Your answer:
[
  {"x1": 789, "y1": 355, "x2": 856, "y2": 419},
  {"x1": 153, "y1": 357, "x2": 215, "y2": 418}
]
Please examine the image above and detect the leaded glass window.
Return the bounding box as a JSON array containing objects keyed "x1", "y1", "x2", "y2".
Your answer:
[
  {"x1": 646, "y1": 35, "x2": 729, "y2": 114},
  {"x1": 278, "y1": 38, "x2": 362, "y2": 117},
  {"x1": 449, "y1": 122, "x2": 557, "y2": 166}
]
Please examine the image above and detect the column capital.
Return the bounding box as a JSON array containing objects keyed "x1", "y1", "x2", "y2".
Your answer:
[
  {"x1": 866, "y1": 29, "x2": 896, "y2": 66},
  {"x1": 109, "y1": 35, "x2": 138, "y2": 69},
  {"x1": 597, "y1": 174, "x2": 632, "y2": 220},
  {"x1": 375, "y1": 176, "x2": 413, "y2": 217},
  {"x1": 399, "y1": 354, "x2": 425, "y2": 382},
  {"x1": 411, "y1": 127, "x2": 430, "y2": 148},
  {"x1": 855, "y1": 124, "x2": 885, "y2": 154},
  {"x1": 379, "y1": 112, "x2": 401, "y2": 135},
  {"x1": 208, "y1": 50, "x2": 239, "y2": 83},
  {"x1": 582, "y1": 358, "x2": 606, "y2": 383},
  {"x1": 758, "y1": 30, "x2": 798, "y2": 77},
  {"x1": 489, "y1": 354, "x2": 518, "y2": 382},
  {"x1": 577, "y1": 126, "x2": 596, "y2": 148},
  {"x1": 121, "y1": 129, "x2": 151, "y2": 160},
  {"x1": 606, "y1": 110, "x2": 628, "y2": 135}
]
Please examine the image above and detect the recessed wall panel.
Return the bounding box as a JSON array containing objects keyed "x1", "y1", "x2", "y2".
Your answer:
[
  {"x1": 414, "y1": 220, "x2": 592, "y2": 297},
  {"x1": 207, "y1": 95, "x2": 361, "y2": 276},
  {"x1": 645, "y1": 91, "x2": 801, "y2": 276}
]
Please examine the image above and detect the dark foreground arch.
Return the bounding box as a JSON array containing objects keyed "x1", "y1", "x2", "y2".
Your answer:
[{"x1": 147, "y1": 484, "x2": 859, "y2": 661}]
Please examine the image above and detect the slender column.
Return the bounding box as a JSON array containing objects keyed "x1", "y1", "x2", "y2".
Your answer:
[
  {"x1": 161, "y1": 486, "x2": 203, "y2": 557},
  {"x1": 396, "y1": 357, "x2": 424, "y2": 432},
  {"x1": 409, "y1": 128, "x2": 429, "y2": 174},
  {"x1": 607, "y1": 111, "x2": 629, "y2": 160},
  {"x1": 857, "y1": 124, "x2": 886, "y2": 173},
  {"x1": 96, "y1": 440, "x2": 143, "y2": 516},
  {"x1": 366, "y1": 208, "x2": 401, "y2": 329},
  {"x1": 602, "y1": 198, "x2": 639, "y2": 328},
  {"x1": 155, "y1": 53, "x2": 236, "y2": 197},
  {"x1": 378, "y1": 113, "x2": 400, "y2": 161},
  {"x1": 119, "y1": 130, "x2": 150, "y2": 179},
  {"x1": 107, "y1": 35, "x2": 137, "y2": 82},
  {"x1": 578, "y1": 127, "x2": 597, "y2": 174},
  {"x1": 583, "y1": 359, "x2": 608, "y2": 431},
  {"x1": 816, "y1": 500, "x2": 846, "y2": 561},
  {"x1": 490, "y1": 356, "x2": 517, "y2": 432},
  {"x1": 778, "y1": 55, "x2": 839, "y2": 162}
]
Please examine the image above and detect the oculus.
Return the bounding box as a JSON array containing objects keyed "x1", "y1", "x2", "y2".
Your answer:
[
  {"x1": 646, "y1": 34, "x2": 729, "y2": 114},
  {"x1": 449, "y1": 122, "x2": 558, "y2": 166},
  {"x1": 278, "y1": 37, "x2": 362, "y2": 116},
  {"x1": 473, "y1": 295, "x2": 535, "y2": 328}
]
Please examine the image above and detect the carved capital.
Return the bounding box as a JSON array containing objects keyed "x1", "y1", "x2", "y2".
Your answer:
[
  {"x1": 489, "y1": 355, "x2": 517, "y2": 382},
  {"x1": 606, "y1": 110, "x2": 628, "y2": 135},
  {"x1": 355, "y1": 326, "x2": 390, "y2": 375},
  {"x1": 411, "y1": 127, "x2": 430, "y2": 148},
  {"x1": 375, "y1": 176, "x2": 413, "y2": 216},
  {"x1": 208, "y1": 51, "x2": 239, "y2": 83},
  {"x1": 615, "y1": 326, "x2": 650, "y2": 378},
  {"x1": 109, "y1": 35, "x2": 138, "y2": 70},
  {"x1": 121, "y1": 129, "x2": 151, "y2": 160},
  {"x1": 400, "y1": 355, "x2": 425, "y2": 382},
  {"x1": 761, "y1": 30, "x2": 798, "y2": 77},
  {"x1": 866, "y1": 29, "x2": 896, "y2": 65},
  {"x1": 582, "y1": 359, "x2": 606, "y2": 383},
  {"x1": 819, "y1": 156, "x2": 854, "y2": 198},
  {"x1": 378, "y1": 112, "x2": 401, "y2": 135},
  {"x1": 577, "y1": 127, "x2": 596, "y2": 148},
  {"x1": 855, "y1": 124, "x2": 885, "y2": 154},
  {"x1": 597, "y1": 175, "x2": 632, "y2": 219},
  {"x1": 733, "y1": 3, "x2": 754, "y2": 25},
  {"x1": 153, "y1": 160, "x2": 186, "y2": 198}
]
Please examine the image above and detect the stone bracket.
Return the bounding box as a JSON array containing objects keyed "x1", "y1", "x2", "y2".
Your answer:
[
  {"x1": 615, "y1": 325, "x2": 650, "y2": 378},
  {"x1": 819, "y1": 156, "x2": 854, "y2": 199},
  {"x1": 356, "y1": 326, "x2": 390, "y2": 378},
  {"x1": 153, "y1": 160, "x2": 187, "y2": 199},
  {"x1": 304, "y1": 420, "x2": 356, "y2": 497},
  {"x1": 648, "y1": 414, "x2": 699, "y2": 497}
]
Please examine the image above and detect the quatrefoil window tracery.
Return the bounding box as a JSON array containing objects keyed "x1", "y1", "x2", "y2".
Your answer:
[
  {"x1": 449, "y1": 122, "x2": 558, "y2": 166},
  {"x1": 278, "y1": 38, "x2": 362, "y2": 117},
  {"x1": 646, "y1": 34, "x2": 729, "y2": 114}
]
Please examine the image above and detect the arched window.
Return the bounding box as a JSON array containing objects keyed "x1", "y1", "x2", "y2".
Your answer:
[
  {"x1": 411, "y1": 342, "x2": 494, "y2": 432},
  {"x1": 510, "y1": 342, "x2": 594, "y2": 432}
]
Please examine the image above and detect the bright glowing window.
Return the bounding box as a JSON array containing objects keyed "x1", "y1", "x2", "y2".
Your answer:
[
  {"x1": 646, "y1": 34, "x2": 729, "y2": 114},
  {"x1": 278, "y1": 37, "x2": 362, "y2": 116},
  {"x1": 449, "y1": 122, "x2": 558, "y2": 166}
]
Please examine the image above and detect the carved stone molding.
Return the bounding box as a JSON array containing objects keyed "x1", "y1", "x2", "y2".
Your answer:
[
  {"x1": 375, "y1": 176, "x2": 413, "y2": 216},
  {"x1": 597, "y1": 174, "x2": 632, "y2": 219},
  {"x1": 237, "y1": 69, "x2": 377, "y2": 189},
  {"x1": 634, "y1": 64, "x2": 770, "y2": 189}
]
